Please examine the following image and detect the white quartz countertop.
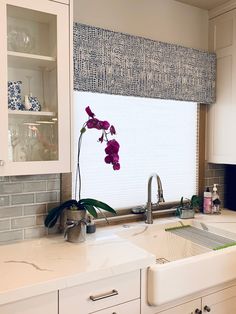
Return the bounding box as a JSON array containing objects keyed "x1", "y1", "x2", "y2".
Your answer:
[
  {"x1": 0, "y1": 224, "x2": 155, "y2": 306},
  {"x1": 1, "y1": 209, "x2": 236, "y2": 306}
]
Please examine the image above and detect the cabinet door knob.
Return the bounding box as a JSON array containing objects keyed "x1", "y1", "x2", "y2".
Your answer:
[
  {"x1": 90, "y1": 289, "x2": 118, "y2": 301},
  {"x1": 195, "y1": 309, "x2": 202, "y2": 314},
  {"x1": 0, "y1": 160, "x2": 4, "y2": 166},
  {"x1": 204, "y1": 305, "x2": 211, "y2": 312}
]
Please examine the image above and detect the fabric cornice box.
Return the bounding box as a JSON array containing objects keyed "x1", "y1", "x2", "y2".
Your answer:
[{"x1": 73, "y1": 23, "x2": 216, "y2": 104}]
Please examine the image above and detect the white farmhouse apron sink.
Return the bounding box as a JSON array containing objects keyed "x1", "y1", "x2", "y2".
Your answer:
[{"x1": 117, "y1": 219, "x2": 236, "y2": 306}]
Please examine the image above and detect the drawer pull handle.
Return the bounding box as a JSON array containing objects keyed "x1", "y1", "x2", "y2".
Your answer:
[
  {"x1": 90, "y1": 289, "x2": 118, "y2": 301},
  {"x1": 0, "y1": 160, "x2": 4, "y2": 166}
]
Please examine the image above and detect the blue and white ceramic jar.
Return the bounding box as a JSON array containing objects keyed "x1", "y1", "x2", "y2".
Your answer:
[
  {"x1": 29, "y1": 96, "x2": 41, "y2": 111},
  {"x1": 8, "y1": 81, "x2": 24, "y2": 110}
]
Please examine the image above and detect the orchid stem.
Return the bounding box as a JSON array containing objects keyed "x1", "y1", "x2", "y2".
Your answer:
[{"x1": 75, "y1": 131, "x2": 84, "y2": 200}]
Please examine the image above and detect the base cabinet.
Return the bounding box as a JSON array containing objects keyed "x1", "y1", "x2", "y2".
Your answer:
[
  {"x1": 202, "y1": 285, "x2": 236, "y2": 313},
  {"x1": 157, "y1": 299, "x2": 201, "y2": 314},
  {"x1": 153, "y1": 285, "x2": 236, "y2": 314},
  {"x1": 0, "y1": 292, "x2": 57, "y2": 314}
]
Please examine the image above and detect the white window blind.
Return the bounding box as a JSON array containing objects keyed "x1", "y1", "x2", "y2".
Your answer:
[{"x1": 73, "y1": 91, "x2": 198, "y2": 209}]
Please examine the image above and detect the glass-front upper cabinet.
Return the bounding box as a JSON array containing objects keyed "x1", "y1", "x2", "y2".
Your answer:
[{"x1": 0, "y1": 0, "x2": 71, "y2": 175}]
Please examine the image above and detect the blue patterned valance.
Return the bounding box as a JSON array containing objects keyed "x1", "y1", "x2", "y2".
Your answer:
[{"x1": 74, "y1": 23, "x2": 216, "y2": 104}]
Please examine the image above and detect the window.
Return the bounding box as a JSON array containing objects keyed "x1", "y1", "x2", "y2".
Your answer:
[{"x1": 73, "y1": 91, "x2": 198, "y2": 209}]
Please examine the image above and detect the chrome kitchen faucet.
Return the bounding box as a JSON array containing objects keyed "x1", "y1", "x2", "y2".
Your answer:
[{"x1": 145, "y1": 173, "x2": 165, "y2": 224}]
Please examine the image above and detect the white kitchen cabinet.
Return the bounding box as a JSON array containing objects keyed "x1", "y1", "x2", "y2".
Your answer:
[
  {"x1": 151, "y1": 285, "x2": 236, "y2": 314},
  {"x1": 202, "y1": 285, "x2": 236, "y2": 313},
  {"x1": 0, "y1": 0, "x2": 71, "y2": 175},
  {"x1": 208, "y1": 10, "x2": 236, "y2": 164},
  {"x1": 0, "y1": 292, "x2": 57, "y2": 314},
  {"x1": 156, "y1": 299, "x2": 201, "y2": 314},
  {"x1": 59, "y1": 270, "x2": 141, "y2": 314}
]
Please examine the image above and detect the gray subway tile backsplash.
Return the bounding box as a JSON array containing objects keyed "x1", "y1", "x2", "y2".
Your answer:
[
  {"x1": 11, "y1": 193, "x2": 35, "y2": 205},
  {"x1": 47, "y1": 180, "x2": 60, "y2": 191},
  {"x1": 23, "y1": 181, "x2": 47, "y2": 192},
  {"x1": 23, "y1": 204, "x2": 47, "y2": 215},
  {"x1": 0, "y1": 165, "x2": 226, "y2": 245},
  {"x1": 11, "y1": 216, "x2": 36, "y2": 229},
  {"x1": 0, "y1": 182, "x2": 23, "y2": 194},
  {"x1": 0, "y1": 219, "x2": 10, "y2": 231},
  {"x1": 35, "y1": 191, "x2": 59, "y2": 203},
  {"x1": 205, "y1": 162, "x2": 225, "y2": 206},
  {"x1": 0, "y1": 206, "x2": 22, "y2": 219},
  {"x1": 0, "y1": 196, "x2": 10, "y2": 207},
  {"x1": 0, "y1": 174, "x2": 60, "y2": 244},
  {"x1": 24, "y1": 226, "x2": 47, "y2": 239},
  {"x1": 0, "y1": 230, "x2": 23, "y2": 243}
]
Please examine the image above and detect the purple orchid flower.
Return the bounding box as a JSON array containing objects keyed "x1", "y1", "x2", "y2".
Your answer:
[{"x1": 85, "y1": 106, "x2": 95, "y2": 118}]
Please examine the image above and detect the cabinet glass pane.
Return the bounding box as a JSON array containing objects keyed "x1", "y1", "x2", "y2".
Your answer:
[{"x1": 7, "y1": 5, "x2": 58, "y2": 162}]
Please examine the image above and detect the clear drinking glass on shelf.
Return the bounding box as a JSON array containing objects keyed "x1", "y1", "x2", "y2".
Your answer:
[{"x1": 8, "y1": 25, "x2": 35, "y2": 53}]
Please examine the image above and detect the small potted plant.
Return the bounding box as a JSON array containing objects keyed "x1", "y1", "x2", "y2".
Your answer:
[
  {"x1": 176, "y1": 195, "x2": 201, "y2": 219},
  {"x1": 45, "y1": 106, "x2": 119, "y2": 242}
]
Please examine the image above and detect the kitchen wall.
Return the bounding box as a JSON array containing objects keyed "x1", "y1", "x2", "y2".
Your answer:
[
  {"x1": 74, "y1": 0, "x2": 225, "y2": 199},
  {"x1": 0, "y1": 1, "x2": 220, "y2": 245},
  {"x1": 74, "y1": 0, "x2": 209, "y2": 50}
]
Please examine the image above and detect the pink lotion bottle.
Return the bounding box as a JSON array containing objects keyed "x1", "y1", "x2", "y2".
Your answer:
[{"x1": 203, "y1": 187, "x2": 212, "y2": 214}]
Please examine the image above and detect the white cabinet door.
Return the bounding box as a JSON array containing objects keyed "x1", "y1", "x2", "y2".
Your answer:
[
  {"x1": 91, "y1": 299, "x2": 140, "y2": 314},
  {"x1": 0, "y1": 292, "x2": 58, "y2": 314},
  {"x1": 157, "y1": 299, "x2": 201, "y2": 314},
  {"x1": 202, "y1": 285, "x2": 236, "y2": 314},
  {"x1": 0, "y1": 0, "x2": 71, "y2": 175},
  {"x1": 208, "y1": 10, "x2": 236, "y2": 164}
]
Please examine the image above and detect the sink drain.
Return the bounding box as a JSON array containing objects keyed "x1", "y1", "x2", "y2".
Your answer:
[{"x1": 156, "y1": 257, "x2": 169, "y2": 264}]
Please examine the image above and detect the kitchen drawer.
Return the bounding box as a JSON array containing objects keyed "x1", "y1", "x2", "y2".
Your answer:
[
  {"x1": 59, "y1": 270, "x2": 140, "y2": 314},
  {"x1": 91, "y1": 299, "x2": 140, "y2": 314}
]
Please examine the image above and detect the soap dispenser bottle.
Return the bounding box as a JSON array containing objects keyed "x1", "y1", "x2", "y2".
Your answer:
[
  {"x1": 203, "y1": 187, "x2": 212, "y2": 214},
  {"x1": 212, "y1": 184, "x2": 221, "y2": 214}
]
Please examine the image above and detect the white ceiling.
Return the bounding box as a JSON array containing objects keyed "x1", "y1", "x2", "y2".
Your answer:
[{"x1": 175, "y1": 0, "x2": 231, "y2": 10}]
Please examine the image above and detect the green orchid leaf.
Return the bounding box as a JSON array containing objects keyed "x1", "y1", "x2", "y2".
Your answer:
[
  {"x1": 84, "y1": 204, "x2": 98, "y2": 218},
  {"x1": 79, "y1": 198, "x2": 116, "y2": 215},
  {"x1": 44, "y1": 199, "x2": 78, "y2": 228}
]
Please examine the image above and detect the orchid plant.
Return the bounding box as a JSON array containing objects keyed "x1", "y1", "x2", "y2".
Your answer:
[
  {"x1": 45, "y1": 106, "x2": 119, "y2": 228},
  {"x1": 76, "y1": 106, "x2": 120, "y2": 200}
]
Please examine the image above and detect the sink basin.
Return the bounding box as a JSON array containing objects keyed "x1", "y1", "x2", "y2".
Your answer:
[{"x1": 117, "y1": 220, "x2": 236, "y2": 306}]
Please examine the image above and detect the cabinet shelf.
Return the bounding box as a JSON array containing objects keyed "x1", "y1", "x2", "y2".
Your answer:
[
  {"x1": 8, "y1": 110, "x2": 55, "y2": 117},
  {"x1": 8, "y1": 51, "x2": 56, "y2": 70}
]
